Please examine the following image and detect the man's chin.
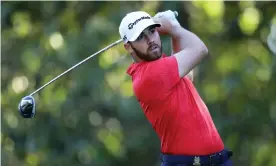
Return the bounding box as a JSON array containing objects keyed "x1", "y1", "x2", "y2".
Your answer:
[{"x1": 148, "y1": 54, "x2": 162, "y2": 61}]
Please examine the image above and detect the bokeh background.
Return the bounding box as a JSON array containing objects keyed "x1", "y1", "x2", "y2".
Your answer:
[{"x1": 1, "y1": 1, "x2": 276, "y2": 166}]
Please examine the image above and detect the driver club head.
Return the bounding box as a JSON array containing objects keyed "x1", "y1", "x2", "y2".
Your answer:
[{"x1": 18, "y1": 96, "x2": 36, "y2": 118}]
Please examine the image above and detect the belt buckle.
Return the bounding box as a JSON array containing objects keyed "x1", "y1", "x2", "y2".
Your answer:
[{"x1": 193, "y1": 156, "x2": 201, "y2": 166}]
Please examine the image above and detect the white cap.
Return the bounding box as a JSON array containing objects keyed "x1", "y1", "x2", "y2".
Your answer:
[{"x1": 119, "y1": 11, "x2": 161, "y2": 43}]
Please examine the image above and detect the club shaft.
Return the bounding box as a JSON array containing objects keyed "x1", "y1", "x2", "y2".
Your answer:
[{"x1": 29, "y1": 39, "x2": 123, "y2": 96}]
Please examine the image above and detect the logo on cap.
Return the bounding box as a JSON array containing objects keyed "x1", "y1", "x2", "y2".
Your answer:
[
  {"x1": 123, "y1": 35, "x2": 127, "y2": 41},
  {"x1": 128, "y1": 16, "x2": 151, "y2": 30}
]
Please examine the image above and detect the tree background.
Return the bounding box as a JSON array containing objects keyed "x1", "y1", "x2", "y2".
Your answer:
[{"x1": 1, "y1": 1, "x2": 276, "y2": 166}]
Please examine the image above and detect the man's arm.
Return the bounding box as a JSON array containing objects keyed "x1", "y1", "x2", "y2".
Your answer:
[
  {"x1": 153, "y1": 10, "x2": 208, "y2": 79},
  {"x1": 170, "y1": 38, "x2": 194, "y2": 81},
  {"x1": 170, "y1": 26, "x2": 208, "y2": 78}
]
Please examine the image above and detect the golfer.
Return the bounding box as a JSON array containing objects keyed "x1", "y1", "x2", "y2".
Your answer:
[{"x1": 119, "y1": 10, "x2": 233, "y2": 166}]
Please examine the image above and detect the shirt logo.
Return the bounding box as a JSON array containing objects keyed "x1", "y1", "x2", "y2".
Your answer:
[{"x1": 128, "y1": 16, "x2": 151, "y2": 29}]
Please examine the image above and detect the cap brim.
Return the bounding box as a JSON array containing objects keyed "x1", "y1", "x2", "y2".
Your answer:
[{"x1": 128, "y1": 23, "x2": 161, "y2": 42}]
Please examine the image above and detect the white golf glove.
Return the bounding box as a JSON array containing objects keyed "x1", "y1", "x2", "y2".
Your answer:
[{"x1": 153, "y1": 10, "x2": 181, "y2": 27}]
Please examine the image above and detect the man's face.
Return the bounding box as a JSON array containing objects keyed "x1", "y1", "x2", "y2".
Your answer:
[{"x1": 128, "y1": 25, "x2": 162, "y2": 61}]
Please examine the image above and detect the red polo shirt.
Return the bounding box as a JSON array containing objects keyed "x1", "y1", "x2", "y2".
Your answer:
[{"x1": 126, "y1": 54, "x2": 224, "y2": 155}]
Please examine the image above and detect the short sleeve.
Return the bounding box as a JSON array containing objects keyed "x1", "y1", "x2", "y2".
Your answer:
[{"x1": 136, "y1": 56, "x2": 181, "y2": 102}]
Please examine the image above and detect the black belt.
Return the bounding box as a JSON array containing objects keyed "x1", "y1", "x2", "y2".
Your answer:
[{"x1": 160, "y1": 149, "x2": 233, "y2": 166}]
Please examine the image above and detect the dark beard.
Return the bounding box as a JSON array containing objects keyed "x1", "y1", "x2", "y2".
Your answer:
[{"x1": 131, "y1": 43, "x2": 163, "y2": 61}]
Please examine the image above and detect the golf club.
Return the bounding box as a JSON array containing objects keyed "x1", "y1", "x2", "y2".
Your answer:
[
  {"x1": 18, "y1": 39, "x2": 123, "y2": 118},
  {"x1": 18, "y1": 11, "x2": 178, "y2": 118}
]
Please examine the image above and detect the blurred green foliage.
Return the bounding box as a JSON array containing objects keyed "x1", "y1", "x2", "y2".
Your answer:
[{"x1": 1, "y1": 1, "x2": 276, "y2": 166}]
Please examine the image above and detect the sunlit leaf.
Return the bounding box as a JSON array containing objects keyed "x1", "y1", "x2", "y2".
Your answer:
[
  {"x1": 25, "y1": 153, "x2": 40, "y2": 166},
  {"x1": 12, "y1": 12, "x2": 32, "y2": 38},
  {"x1": 203, "y1": 1, "x2": 224, "y2": 19},
  {"x1": 239, "y1": 7, "x2": 261, "y2": 35}
]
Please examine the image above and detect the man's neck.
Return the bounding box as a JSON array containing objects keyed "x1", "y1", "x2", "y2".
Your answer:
[{"x1": 131, "y1": 55, "x2": 143, "y2": 63}]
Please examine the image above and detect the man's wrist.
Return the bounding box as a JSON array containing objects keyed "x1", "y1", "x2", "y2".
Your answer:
[{"x1": 169, "y1": 25, "x2": 185, "y2": 38}]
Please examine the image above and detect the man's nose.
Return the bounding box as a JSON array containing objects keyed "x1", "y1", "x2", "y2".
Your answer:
[{"x1": 145, "y1": 34, "x2": 153, "y2": 43}]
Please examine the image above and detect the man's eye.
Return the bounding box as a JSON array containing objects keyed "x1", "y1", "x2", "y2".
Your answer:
[
  {"x1": 137, "y1": 34, "x2": 144, "y2": 40},
  {"x1": 150, "y1": 28, "x2": 155, "y2": 33}
]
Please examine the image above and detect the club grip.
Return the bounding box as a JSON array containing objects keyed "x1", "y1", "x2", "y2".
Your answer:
[{"x1": 174, "y1": 11, "x2": 178, "y2": 17}]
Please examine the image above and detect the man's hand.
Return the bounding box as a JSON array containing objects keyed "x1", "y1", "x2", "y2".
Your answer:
[{"x1": 152, "y1": 10, "x2": 181, "y2": 35}]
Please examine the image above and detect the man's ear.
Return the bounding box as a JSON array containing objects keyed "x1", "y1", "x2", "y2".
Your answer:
[{"x1": 124, "y1": 43, "x2": 134, "y2": 54}]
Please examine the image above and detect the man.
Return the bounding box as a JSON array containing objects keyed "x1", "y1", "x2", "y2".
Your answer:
[{"x1": 119, "y1": 10, "x2": 233, "y2": 166}]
